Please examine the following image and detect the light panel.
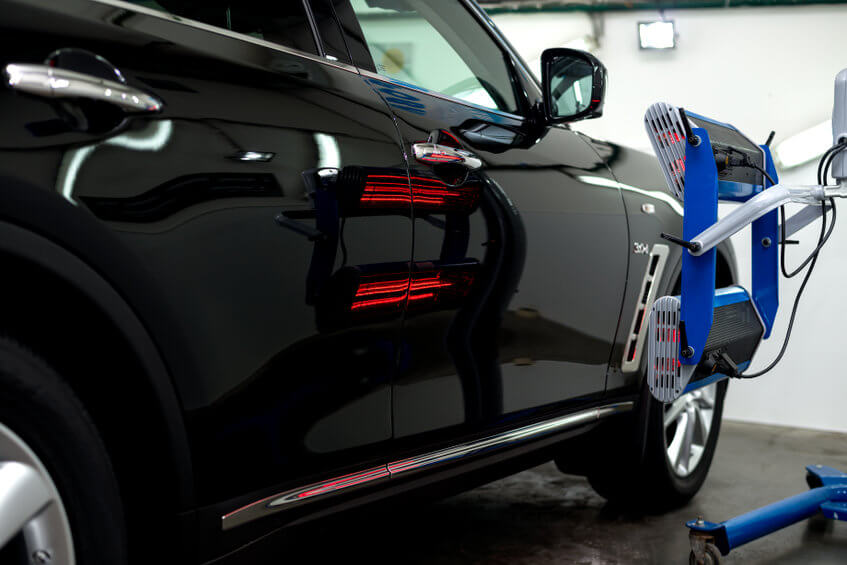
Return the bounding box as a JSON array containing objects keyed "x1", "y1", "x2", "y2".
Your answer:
[{"x1": 638, "y1": 21, "x2": 676, "y2": 49}]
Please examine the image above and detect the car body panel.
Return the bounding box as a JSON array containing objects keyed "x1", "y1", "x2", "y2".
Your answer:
[
  {"x1": 340, "y1": 4, "x2": 630, "y2": 456},
  {"x1": 0, "y1": 0, "x2": 738, "y2": 562},
  {"x1": 0, "y1": 0, "x2": 413, "y2": 507}
]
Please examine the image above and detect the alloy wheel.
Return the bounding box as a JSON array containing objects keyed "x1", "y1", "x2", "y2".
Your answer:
[
  {"x1": 663, "y1": 383, "x2": 717, "y2": 478},
  {"x1": 0, "y1": 421, "x2": 74, "y2": 565}
]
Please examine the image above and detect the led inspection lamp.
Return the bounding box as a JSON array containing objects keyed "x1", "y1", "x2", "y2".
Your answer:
[
  {"x1": 645, "y1": 103, "x2": 776, "y2": 402},
  {"x1": 644, "y1": 70, "x2": 847, "y2": 563},
  {"x1": 644, "y1": 73, "x2": 847, "y2": 403}
]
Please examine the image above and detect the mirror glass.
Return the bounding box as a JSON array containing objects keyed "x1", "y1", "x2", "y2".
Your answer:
[{"x1": 548, "y1": 57, "x2": 594, "y2": 119}]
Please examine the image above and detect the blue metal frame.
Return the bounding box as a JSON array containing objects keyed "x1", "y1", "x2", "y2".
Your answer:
[
  {"x1": 680, "y1": 128, "x2": 719, "y2": 365},
  {"x1": 678, "y1": 119, "x2": 834, "y2": 561},
  {"x1": 751, "y1": 145, "x2": 780, "y2": 338},
  {"x1": 679, "y1": 131, "x2": 779, "y2": 364},
  {"x1": 688, "y1": 465, "x2": 847, "y2": 556}
]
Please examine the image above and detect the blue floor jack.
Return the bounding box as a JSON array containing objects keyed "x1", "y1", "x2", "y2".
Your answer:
[
  {"x1": 643, "y1": 69, "x2": 847, "y2": 564},
  {"x1": 686, "y1": 465, "x2": 847, "y2": 564}
]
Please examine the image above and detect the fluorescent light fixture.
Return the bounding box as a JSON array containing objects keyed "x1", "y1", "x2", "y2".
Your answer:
[
  {"x1": 638, "y1": 21, "x2": 676, "y2": 50},
  {"x1": 774, "y1": 120, "x2": 832, "y2": 169}
]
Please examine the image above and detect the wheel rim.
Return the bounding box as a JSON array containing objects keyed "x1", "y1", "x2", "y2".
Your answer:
[
  {"x1": 663, "y1": 383, "x2": 717, "y2": 478},
  {"x1": 0, "y1": 421, "x2": 74, "y2": 565}
]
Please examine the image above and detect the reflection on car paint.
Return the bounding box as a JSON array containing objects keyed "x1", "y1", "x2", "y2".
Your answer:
[
  {"x1": 364, "y1": 77, "x2": 427, "y2": 115},
  {"x1": 280, "y1": 165, "x2": 483, "y2": 331},
  {"x1": 577, "y1": 174, "x2": 683, "y2": 215},
  {"x1": 82, "y1": 172, "x2": 282, "y2": 222},
  {"x1": 364, "y1": 76, "x2": 510, "y2": 124},
  {"x1": 57, "y1": 119, "x2": 174, "y2": 204},
  {"x1": 343, "y1": 170, "x2": 481, "y2": 213},
  {"x1": 330, "y1": 261, "x2": 478, "y2": 315}
]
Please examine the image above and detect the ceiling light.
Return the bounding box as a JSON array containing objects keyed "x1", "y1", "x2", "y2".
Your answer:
[{"x1": 638, "y1": 21, "x2": 676, "y2": 50}]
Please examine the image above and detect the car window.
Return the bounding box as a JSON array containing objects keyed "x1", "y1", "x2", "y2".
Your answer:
[
  {"x1": 123, "y1": 1, "x2": 320, "y2": 56},
  {"x1": 348, "y1": 0, "x2": 518, "y2": 114}
]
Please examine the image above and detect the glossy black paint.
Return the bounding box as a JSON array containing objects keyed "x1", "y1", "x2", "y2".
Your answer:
[
  {"x1": 340, "y1": 0, "x2": 629, "y2": 449},
  {"x1": 0, "y1": 0, "x2": 413, "y2": 502},
  {"x1": 0, "y1": 0, "x2": 737, "y2": 562}
]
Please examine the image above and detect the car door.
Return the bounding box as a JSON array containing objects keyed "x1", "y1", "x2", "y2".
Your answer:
[
  {"x1": 335, "y1": 0, "x2": 630, "y2": 447},
  {"x1": 0, "y1": 0, "x2": 412, "y2": 513}
]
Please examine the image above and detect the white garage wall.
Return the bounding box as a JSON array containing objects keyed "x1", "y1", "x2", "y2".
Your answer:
[{"x1": 492, "y1": 6, "x2": 847, "y2": 432}]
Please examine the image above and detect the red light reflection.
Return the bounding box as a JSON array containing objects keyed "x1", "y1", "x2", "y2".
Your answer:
[
  {"x1": 350, "y1": 267, "x2": 477, "y2": 313},
  {"x1": 359, "y1": 174, "x2": 480, "y2": 213}
]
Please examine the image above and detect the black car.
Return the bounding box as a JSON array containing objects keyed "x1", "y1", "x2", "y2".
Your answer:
[{"x1": 0, "y1": 1, "x2": 739, "y2": 563}]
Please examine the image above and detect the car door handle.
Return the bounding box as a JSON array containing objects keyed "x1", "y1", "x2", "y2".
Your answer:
[
  {"x1": 4, "y1": 63, "x2": 163, "y2": 113},
  {"x1": 412, "y1": 142, "x2": 482, "y2": 171}
]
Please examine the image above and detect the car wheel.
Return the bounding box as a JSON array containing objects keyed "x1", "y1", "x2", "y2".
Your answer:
[
  {"x1": 649, "y1": 379, "x2": 727, "y2": 507},
  {"x1": 663, "y1": 382, "x2": 721, "y2": 480},
  {"x1": 585, "y1": 378, "x2": 727, "y2": 510},
  {"x1": 0, "y1": 338, "x2": 127, "y2": 564}
]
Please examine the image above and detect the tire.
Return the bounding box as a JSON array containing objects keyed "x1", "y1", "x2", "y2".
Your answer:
[
  {"x1": 582, "y1": 377, "x2": 728, "y2": 511},
  {"x1": 0, "y1": 338, "x2": 127, "y2": 564}
]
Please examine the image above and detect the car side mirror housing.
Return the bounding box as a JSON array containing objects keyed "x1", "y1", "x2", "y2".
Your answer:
[{"x1": 541, "y1": 48, "x2": 607, "y2": 123}]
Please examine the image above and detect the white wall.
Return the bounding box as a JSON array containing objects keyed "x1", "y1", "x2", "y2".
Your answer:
[{"x1": 493, "y1": 6, "x2": 847, "y2": 432}]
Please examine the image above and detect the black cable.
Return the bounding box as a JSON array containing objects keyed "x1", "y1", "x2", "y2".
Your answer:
[
  {"x1": 744, "y1": 150, "x2": 842, "y2": 278},
  {"x1": 819, "y1": 141, "x2": 847, "y2": 185},
  {"x1": 737, "y1": 211, "x2": 827, "y2": 379},
  {"x1": 746, "y1": 162, "x2": 776, "y2": 188},
  {"x1": 781, "y1": 199, "x2": 828, "y2": 279},
  {"x1": 822, "y1": 142, "x2": 847, "y2": 185},
  {"x1": 736, "y1": 144, "x2": 845, "y2": 379},
  {"x1": 737, "y1": 160, "x2": 819, "y2": 278},
  {"x1": 790, "y1": 143, "x2": 847, "y2": 271}
]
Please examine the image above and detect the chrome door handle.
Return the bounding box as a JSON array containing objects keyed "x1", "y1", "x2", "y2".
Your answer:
[
  {"x1": 412, "y1": 142, "x2": 482, "y2": 171},
  {"x1": 4, "y1": 63, "x2": 163, "y2": 114}
]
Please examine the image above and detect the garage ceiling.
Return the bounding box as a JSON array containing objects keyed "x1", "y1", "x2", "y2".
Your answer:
[{"x1": 480, "y1": 0, "x2": 847, "y2": 12}]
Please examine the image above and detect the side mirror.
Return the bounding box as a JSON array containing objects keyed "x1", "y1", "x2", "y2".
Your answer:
[{"x1": 541, "y1": 48, "x2": 607, "y2": 123}]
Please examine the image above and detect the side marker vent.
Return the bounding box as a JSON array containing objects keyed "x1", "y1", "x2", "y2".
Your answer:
[{"x1": 621, "y1": 244, "x2": 669, "y2": 372}]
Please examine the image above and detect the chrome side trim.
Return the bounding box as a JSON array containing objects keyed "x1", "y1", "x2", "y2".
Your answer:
[
  {"x1": 221, "y1": 401, "x2": 634, "y2": 530},
  {"x1": 388, "y1": 402, "x2": 632, "y2": 476},
  {"x1": 621, "y1": 244, "x2": 669, "y2": 373},
  {"x1": 221, "y1": 466, "x2": 390, "y2": 531},
  {"x1": 86, "y1": 0, "x2": 360, "y2": 75}
]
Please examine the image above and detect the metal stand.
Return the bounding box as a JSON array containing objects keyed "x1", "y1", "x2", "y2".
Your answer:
[
  {"x1": 645, "y1": 73, "x2": 847, "y2": 563},
  {"x1": 687, "y1": 465, "x2": 847, "y2": 564},
  {"x1": 678, "y1": 129, "x2": 780, "y2": 368}
]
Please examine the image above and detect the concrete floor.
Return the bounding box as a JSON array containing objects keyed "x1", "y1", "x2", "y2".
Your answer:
[{"x1": 253, "y1": 421, "x2": 847, "y2": 564}]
